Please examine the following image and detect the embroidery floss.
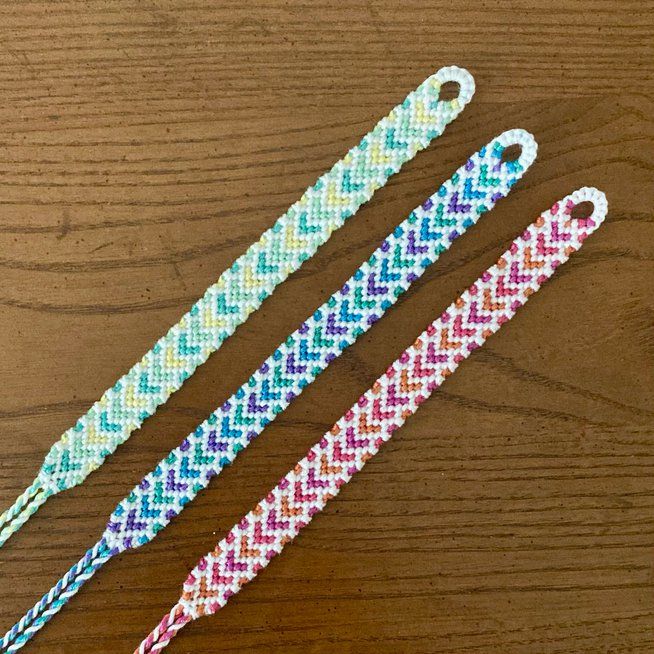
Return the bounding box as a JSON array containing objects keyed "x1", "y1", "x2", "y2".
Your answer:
[
  {"x1": 0, "y1": 66, "x2": 475, "y2": 548},
  {"x1": 134, "y1": 187, "x2": 608, "y2": 653},
  {"x1": 0, "y1": 130, "x2": 536, "y2": 652}
]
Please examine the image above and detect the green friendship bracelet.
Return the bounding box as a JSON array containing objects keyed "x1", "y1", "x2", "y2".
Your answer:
[{"x1": 0, "y1": 66, "x2": 475, "y2": 547}]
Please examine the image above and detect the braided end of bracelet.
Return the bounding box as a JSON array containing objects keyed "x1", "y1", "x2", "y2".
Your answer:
[
  {"x1": 0, "y1": 479, "x2": 52, "y2": 549},
  {"x1": 135, "y1": 605, "x2": 191, "y2": 654},
  {"x1": 0, "y1": 539, "x2": 112, "y2": 652}
]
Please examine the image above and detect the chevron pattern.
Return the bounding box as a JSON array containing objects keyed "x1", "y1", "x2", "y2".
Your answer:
[
  {"x1": 104, "y1": 129, "x2": 537, "y2": 552},
  {"x1": 137, "y1": 187, "x2": 604, "y2": 644},
  {"x1": 0, "y1": 130, "x2": 535, "y2": 654},
  {"x1": 0, "y1": 67, "x2": 476, "y2": 550},
  {"x1": 0, "y1": 131, "x2": 536, "y2": 654},
  {"x1": 39, "y1": 66, "x2": 473, "y2": 491}
]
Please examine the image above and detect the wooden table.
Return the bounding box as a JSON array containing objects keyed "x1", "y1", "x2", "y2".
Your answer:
[{"x1": 0, "y1": 2, "x2": 652, "y2": 652}]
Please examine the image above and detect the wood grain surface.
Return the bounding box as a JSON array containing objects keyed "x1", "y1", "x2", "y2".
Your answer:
[{"x1": 0, "y1": 2, "x2": 653, "y2": 652}]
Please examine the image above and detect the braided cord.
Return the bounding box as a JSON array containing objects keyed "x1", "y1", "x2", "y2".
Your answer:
[
  {"x1": 136, "y1": 605, "x2": 191, "y2": 654},
  {"x1": 0, "y1": 539, "x2": 111, "y2": 652},
  {"x1": 104, "y1": 129, "x2": 537, "y2": 552},
  {"x1": 0, "y1": 481, "x2": 51, "y2": 548},
  {"x1": 1, "y1": 66, "x2": 474, "y2": 546},
  {"x1": 133, "y1": 187, "x2": 606, "y2": 641}
]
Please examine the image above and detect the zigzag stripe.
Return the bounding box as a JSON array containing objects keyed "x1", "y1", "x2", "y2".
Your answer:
[
  {"x1": 104, "y1": 129, "x2": 537, "y2": 551},
  {"x1": 0, "y1": 67, "x2": 475, "y2": 550},
  {"x1": 158, "y1": 188, "x2": 606, "y2": 636}
]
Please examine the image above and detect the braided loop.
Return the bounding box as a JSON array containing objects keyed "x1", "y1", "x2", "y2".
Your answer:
[{"x1": 0, "y1": 539, "x2": 111, "y2": 652}]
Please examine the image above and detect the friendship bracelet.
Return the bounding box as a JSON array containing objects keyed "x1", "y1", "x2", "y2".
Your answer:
[
  {"x1": 0, "y1": 65, "x2": 475, "y2": 548},
  {"x1": 135, "y1": 187, "x2": 608, "y2": 653},
  {"x1": 0, "y1": 129, "x2": 536, "y2": 652}
]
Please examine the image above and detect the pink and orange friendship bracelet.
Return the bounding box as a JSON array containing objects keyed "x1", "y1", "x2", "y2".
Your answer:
[{"x1": 136, "y1": 187, "x2": 608, "y2": 653}]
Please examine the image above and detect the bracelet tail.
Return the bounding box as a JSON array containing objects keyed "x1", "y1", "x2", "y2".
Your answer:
[
  {"x1": 0, "y1": 539, "x2": 112, "y2": 652},
  {"x1": 0, "y1": 480, "x2": 51, "y2": 548},
  {"x1": 135, "y1": 605, "x2": 191, "y2": 654}
]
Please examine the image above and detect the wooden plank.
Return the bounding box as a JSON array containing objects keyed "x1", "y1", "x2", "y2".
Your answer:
[{"x1": 0, "y1": 1, "x2": 652, "y2": 652}]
